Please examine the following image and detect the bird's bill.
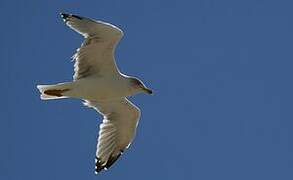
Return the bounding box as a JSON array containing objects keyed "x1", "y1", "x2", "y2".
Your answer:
[{"x1": 143, "y1": 87, "x2": 153, "y2": 95}]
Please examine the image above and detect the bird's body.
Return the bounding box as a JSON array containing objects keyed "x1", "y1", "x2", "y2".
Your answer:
[
  {"x1": 73, "y1": 76, "x2": 131, "y2": 100},
  {"x1": 37, "y1": 13, "x2": 152, "y2": 173},
  {"x1": 41, "y1": 75, "x2": 133, "y2": 101}
]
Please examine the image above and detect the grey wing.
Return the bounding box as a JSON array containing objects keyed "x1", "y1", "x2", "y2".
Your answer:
[
  {"x1": 61, "y1": 13, "x2": 123, "y2": 80},
  {"x1": 84, "y1": 98, "x2": 141, "y2": 173}
]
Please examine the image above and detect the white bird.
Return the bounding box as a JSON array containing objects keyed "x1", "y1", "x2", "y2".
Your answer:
[{"x1": 37, "y1": 13, "x2": 152, "y2": 173}]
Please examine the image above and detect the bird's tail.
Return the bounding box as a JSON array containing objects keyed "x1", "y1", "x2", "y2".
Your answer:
[{"x1": 37, "y1": 82, "x2": 73, "y2": 100}]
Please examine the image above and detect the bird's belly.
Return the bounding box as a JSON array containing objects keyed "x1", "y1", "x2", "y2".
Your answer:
[{"x1": 68, "y1": 78, "x2": 128, "y2": 101}]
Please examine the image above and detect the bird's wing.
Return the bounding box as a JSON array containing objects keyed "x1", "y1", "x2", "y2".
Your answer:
[
  {"x1": 83, "y1": 98, "x2": 141, "y2": 173},
  {"x1": 61, "y1": 13, "x2": 124, "y2": 80}
]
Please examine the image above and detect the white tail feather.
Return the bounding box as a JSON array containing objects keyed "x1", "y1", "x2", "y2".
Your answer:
[{"x1": 37, "y1": 82, "x2": 73, "y2": 100}]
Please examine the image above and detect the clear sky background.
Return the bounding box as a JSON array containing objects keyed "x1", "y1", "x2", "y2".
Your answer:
[{"x1": 1, "y1": 0, "x2": 293, "y2": 179}]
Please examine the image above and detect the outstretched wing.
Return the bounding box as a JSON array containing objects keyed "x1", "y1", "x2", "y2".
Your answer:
[
  {"x1": 61, "y1": 13, "x2": 123, "y2": 80},
  {"x1": 84, "y1": 98, "x2": 141, "y2": 173}
]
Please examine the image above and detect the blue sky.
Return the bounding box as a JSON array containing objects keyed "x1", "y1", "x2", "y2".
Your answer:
[{"x1": 1, "y1": 0, "x2": 293, "y2": 179}]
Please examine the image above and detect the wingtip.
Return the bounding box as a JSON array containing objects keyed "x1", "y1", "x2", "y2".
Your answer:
[
  {"x1": 60, "y1": 13, "x2": 83, "y2": 21},
  {"x1": 71, "y1": 14, "x2": 83, "y2": 20},
  {"x1": 60, "y1": 13, "x2": 69, "y2": 22},
  {"x1": 105, "y1": 152, "x2": 122, "y2": 169},
  {"x1": 95, "y1": 157, "x2": 106, "y2": 173},
  {"x1": 94, "y1": 151, "x2": 123, "y2": 174}
]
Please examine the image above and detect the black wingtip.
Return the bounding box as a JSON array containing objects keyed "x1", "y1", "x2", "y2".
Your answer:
[
  {"x1": 71, "y1": 14, "x2": 83, "y2": 20},
  {"x1": 60, "y1": 13, "x2": 69, "y2": 19},
  {"x1": 105, "y1": 152, "x2": 122, "y2": 169},
  {"x1": 60, "y1": 13, "x2": 82, "y2": 21},
  {"x1": 95, "y1": 151, "x2": 123, "y2": 174},
  {"x1": 60, "y1": 13, "x2": 69, "y2": 23},
  {"x1": 95, "y1": 157, "x2": 105, "y2": 174}
]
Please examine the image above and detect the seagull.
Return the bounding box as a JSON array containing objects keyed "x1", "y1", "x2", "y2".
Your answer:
[{"x1": 37, "y1": 13, "x2": 152, "y2": 173}]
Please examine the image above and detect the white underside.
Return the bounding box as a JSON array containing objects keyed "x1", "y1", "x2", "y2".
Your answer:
[{"x1": 37, "y1": 76, "x2": 131, "y2": 101}]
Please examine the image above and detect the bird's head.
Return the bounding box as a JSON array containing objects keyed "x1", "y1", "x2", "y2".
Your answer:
[{"x1": 129, "y1": 77, "x2": 153, "y2": 95}]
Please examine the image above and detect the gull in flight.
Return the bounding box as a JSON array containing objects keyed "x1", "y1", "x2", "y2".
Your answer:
[{"x1": 37, "y1": 13, "x2": 152, "y2": 173}]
